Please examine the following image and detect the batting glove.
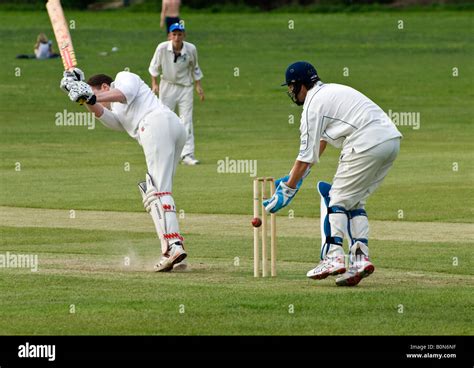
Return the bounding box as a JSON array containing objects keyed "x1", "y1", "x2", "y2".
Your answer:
[
  {"x1": 65, "y1": 68, "x2": 85, "y2": 82},
  {"x1": 60, "y1": 68, "x2": 85, "y2": 94},
  {"x1": 68, "y1": 81, "x2": 96, "y2": 105},
  {"x1": 263, "y1": 181, "x2": 298, "y2": 214}
]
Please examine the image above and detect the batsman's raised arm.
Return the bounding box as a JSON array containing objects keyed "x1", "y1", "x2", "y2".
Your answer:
[
  {"x1": 78, "y1": 88, "x2": 126, "y2": 115},
  {"x1": 61, "y1": 72, "x2": 126, "y2": 131},
  {"x1": 87, "y1": 87, "x2": 126, "y2": 131},
  {"x1": 95, "y1": 89, "x2": 126, "y2": 104},
  {"x1": 81, "y1": 99, "x2": 124, "y2": 132}
]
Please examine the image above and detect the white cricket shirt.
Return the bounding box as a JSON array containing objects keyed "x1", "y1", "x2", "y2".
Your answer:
[
  {"x1": 297, "y1": 82, "x2": 402, "y2": 163},
  {"x1": 148, "y1": 41, "x2": 203, "y2": 86},
  {"x1": 98, "y1": 71, "x2": 170, "y2": 140}
]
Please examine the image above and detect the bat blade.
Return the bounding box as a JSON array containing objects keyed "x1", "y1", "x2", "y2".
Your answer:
[{"x1": 46, "y1": 0, "x2": 77, "y2": 71}]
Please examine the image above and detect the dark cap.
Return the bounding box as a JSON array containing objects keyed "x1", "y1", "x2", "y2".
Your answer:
[{"x1": 282, "y1": 61, "x2": 318, "y2": 87}]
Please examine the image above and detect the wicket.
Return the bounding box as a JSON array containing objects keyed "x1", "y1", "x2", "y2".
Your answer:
[{"x1": 253, "y1": 177, "x2": 276, "y2": 277}]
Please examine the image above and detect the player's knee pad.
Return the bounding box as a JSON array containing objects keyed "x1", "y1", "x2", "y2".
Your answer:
[{"x1": 318, "y1": 181, "x2": 347, "y2": 259}]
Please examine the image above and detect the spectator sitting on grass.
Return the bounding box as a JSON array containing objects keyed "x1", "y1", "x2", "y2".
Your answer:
[{"x1": 16, "y1": 33, "x2": 60, "y2": 59}]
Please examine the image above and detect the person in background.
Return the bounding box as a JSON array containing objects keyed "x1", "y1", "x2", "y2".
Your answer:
[
  {"x1": 160, "y1": 0, "x2": 181, "y2": 35},
  {"x1": 149, "y1": 23, "x2": 204, "y2": 165},
  {"x1": 34, "y1": 33, "x2": 59, "y2": 59},
  {"x1": 16, "y1": 33, "x2": 59, "y2": 60}
]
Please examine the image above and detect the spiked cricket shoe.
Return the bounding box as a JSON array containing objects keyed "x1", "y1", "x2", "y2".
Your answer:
[
  {"x1": 307, "y1": 255, "x2": 346, "y2": 280},
  {"x1": 336, "y1": 254, "x2": 374, "y2": 286},
  {"x1": 154, "y1": 243, "x2": 187, "y2": 272},
  {"x1": 307, "y1": 244, "x2": 346, "y2": 280}
]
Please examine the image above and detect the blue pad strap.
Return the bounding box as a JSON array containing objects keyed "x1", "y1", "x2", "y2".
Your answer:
[
  {"x1": 329, "y1": 206, "x2": 347, "y2": 214},
  {"x1": 348, "y1": 208, "x2": 367, "y2": 219}
]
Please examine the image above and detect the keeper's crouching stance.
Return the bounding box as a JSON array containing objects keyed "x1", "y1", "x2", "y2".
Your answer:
[
  {"x1": 263, "y1": 61, "x2": 402, "y2": 286},
  {"x1": 60, "y1": 69, "x2": 187, "y2": 272}
]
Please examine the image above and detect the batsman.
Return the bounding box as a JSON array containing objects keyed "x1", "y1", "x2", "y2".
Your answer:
[
  {"x1": 60, "y1": 69, "x2": 187, "y2": 272},
  {"x1": 263, "y1": 61, "x2": 402, "y2": 286}
]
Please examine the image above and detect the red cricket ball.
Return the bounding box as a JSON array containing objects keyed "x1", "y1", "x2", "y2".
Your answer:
[{"x1": 251, "y1": 217, "x2": 262, "y2": 228}]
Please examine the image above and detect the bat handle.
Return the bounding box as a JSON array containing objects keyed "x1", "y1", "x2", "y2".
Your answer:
[{"x1": 78, "y1": 97, "x2": 87, "y2": 105}]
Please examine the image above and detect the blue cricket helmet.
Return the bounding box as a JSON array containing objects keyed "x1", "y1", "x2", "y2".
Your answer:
[
  {"x1": 282, "y1": 61, "x2": 319, "y2": 105},
  {"x1": 282, "y1": 61, "x2": 319, "y2": 87}
]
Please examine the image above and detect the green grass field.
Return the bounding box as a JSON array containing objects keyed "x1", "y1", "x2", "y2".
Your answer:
[{"x1": 0, "y1": 9, "x2": 473, "y2": 335}]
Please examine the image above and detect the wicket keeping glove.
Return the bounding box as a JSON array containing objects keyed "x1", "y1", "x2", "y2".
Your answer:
[
  {"x1": 263, "y1": 181, "x2": 298, "y2": 214},
  {"x1": 68, "y1": 81, "x2": 96, "y2": 105},
  {"x1": 60, "y1": 68, "x2": 85, "y2": 94}
]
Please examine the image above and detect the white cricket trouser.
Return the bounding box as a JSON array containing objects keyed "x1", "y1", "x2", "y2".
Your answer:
[
  {"x1": 138, "y1": 109, "x2": 186, "y2": 192},
  {"x1": 138, "y1": 110, "x2": 186, "y2": 250},
  {"x1": 159, "y1": 80, "x2": 194, "y2": 157},
  {"x1": 328, "y1": 138, "x2": 400, "y2": 253},
  {"x1": 329, "y1": 138, "x2": 400, "y2": 210}
]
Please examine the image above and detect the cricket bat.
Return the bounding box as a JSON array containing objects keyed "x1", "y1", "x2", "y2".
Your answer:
[
  {"x1": 46, "y1": 0, "x2": 77, "y2": 71},
  {"x1": 46, "y1": 0, "x2": 86, "y2": 104}
]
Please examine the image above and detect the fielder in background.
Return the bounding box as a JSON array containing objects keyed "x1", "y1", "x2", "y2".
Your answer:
[
  {"x1": 160, "y1": 0, "x2": 181, "y2": 35},
  {"x1": 149, "y1": 22, "x2": 204, "y2": 165},
  {"x1": 60, "y1": 69, "x2": 188, "y2": 272},
  {"x1": 263, "y1": 61, "x2": 402, "y2": 286}
]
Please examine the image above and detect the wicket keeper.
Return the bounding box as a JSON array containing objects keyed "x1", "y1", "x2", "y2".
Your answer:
[{"x1": 264, "y1": 61, "x2": 402, "y2": 286}]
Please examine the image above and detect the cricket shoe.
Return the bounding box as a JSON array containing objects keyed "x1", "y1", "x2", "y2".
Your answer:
[
  {"x1": 306, "y1": 245, "x2": 346, "y2": 280},
  {"x1": 181, "y1": 154, "x2": 200, "y2": 165},
  {"x1": 335, "y1": 250, "x2": 374, "y2": 287},
  {"x1": 154, "y1": 242, "x2": 187, "y2": 272}
]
